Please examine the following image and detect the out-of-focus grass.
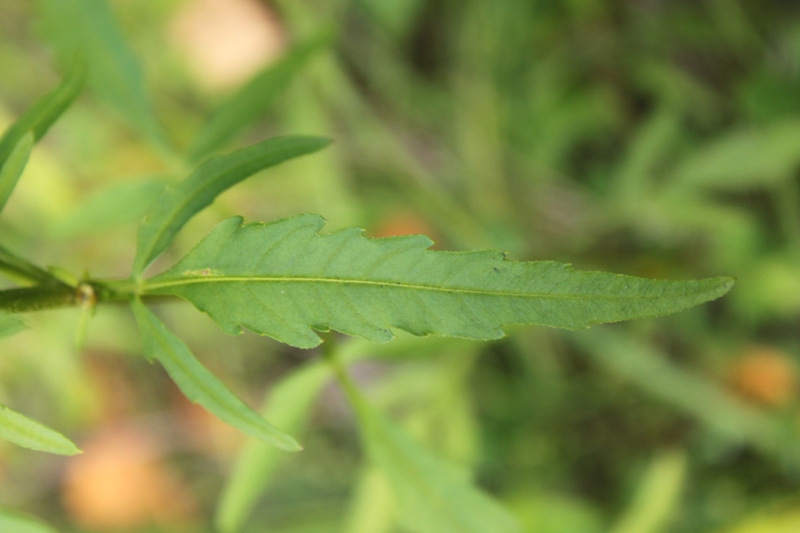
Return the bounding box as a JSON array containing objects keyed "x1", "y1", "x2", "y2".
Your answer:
[{"x1": 2, "y1": 0, "x2": 800, "y2": 531}]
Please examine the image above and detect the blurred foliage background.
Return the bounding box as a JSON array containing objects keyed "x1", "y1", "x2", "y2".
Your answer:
[{"x1": 2, "y1": 0, "x2": 800, "y2": 531}]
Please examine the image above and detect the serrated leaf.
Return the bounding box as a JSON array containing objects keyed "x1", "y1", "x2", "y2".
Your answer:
[
  {"x1": 338, "y1": 367, "x2": 519, "y2": 533},
  {"x1": 38, "y1": 0, "x2": 170, "y2": 153},
  {"x1": 130, "y1": 299, "x2": 301, "y2": 452},
  {"x1": 0, "y1": 405, "x2": 80, "y2": 455},
  {"x1": 0, "y1": 315, "x2": 27, "y2": 339},
  {"x1": 188, "y1": 31, "x2": 331, "y2": 162},
  {"x1": 0, "y1": 507, "x2": 59, "y2": 533},
  {"x1": 143, "y1": 214, "x2": 734, "y2": 349},
  {"x1": 0, "y1": 133, "x2": 33, "y2": 215},
  {"x1": 0, "y1": 58, "x2": 84, "y2": 167},
  {"x1": 132, "y1": 136, "x2": 331, "y2": 277}
]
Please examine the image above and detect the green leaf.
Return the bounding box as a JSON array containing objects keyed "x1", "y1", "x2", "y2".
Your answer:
[
  {"x1": 336, "y1": 364, "x2": 519, "y2": 533},
  {"x1": 130, "y1": 298, "x2": 301, "y2": 452},
  {"x1": 0, "y1": 58, "x2": 85, "y2": 167},
  {"x1": 188, "y1": 31, "x2": 331, "y2": 162},
  {"x1": 38, "y1": 0, "x2": 170, "y2": 154},
  {"x1": 132, "y1": 136, "x2": 331, "y2": 277},
  {"x1": 53, "y1": 177, "x2": 166, "y2": 238},
  {"x1": 570, "y1": 329, "x2": 800, "y2": 465},
  {"x1": 0, "y1": 507, "x2": 59, "y2": 533},
  {"x1": 216, "y1": 360, "x2": 332, "y2": 533},
  {"x1": 0, "y1": 405, "x2": 80, "y2": 455},
  {"x1": 143, "y1": 214, "x2": 734, "y2": 349},
  {"x1": 0, "y1": 133, "x2": 33, "y2": 215},
  {"x1": 0, "y1": 315, "x2": 26, "y2": 339},
  {"x1": 670, "y1": 120, "x2": 800, "y2": 191},
  {"x1": 216, "y1": 335, "x2": 437, "y2": 532},
  {"x1": 0, "y1": 244, "x2": 67, "y2": 287}
]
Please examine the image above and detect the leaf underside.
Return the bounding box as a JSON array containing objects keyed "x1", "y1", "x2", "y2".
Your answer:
[
  {"x1": 144, "y1": 214, "x2": 734, "y2": 349},
  {"x1": 0, "y1": 405, "x2": 80, "y2": 456},
  {"x1": 130, "y1": 299, "x2": 301, "y2": 452}
]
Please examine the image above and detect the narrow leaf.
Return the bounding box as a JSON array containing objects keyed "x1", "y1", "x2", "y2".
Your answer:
[
  {"x1": 336, "y1": 366, "x2": 519, "y2": 533},
  {"x1": 0, "y1": 405, "x2": 80, "y2": 455},
  {"x1": 216, "y1": 336, "x2": 425, "y2": 532},
  {"x1": 132, "y1": 136, "x2": 331, "y2": 277},
  {"x1": 570, "y1": 329, "x2": 800, "y2": 465},
  {"x1": 144, "y1": 214, "x2": 734, "y2": 349},
  {"x1": 189, "y1": 31, "x2": 331, "y2": 162},
  {"x1": 216, "y1": 361, "x2": 332, "y2": 532},
  {"x1": 0, "y1": 133, "x2": 33, "y2": 214},
  {"x1": 0, "y1": 244, "x2": 67, "y2": 287},
  {"x1": 0, "y1": 508, "x2": 59, "y2": 533},
  {"x1": 53, "y1": 177, "x2": 166, "y2": 237},
  {"x1": 670, "y1": 120, "x2": 800, "y2": 191},
  {"x1": 0, "y1": 315, "x2": 26, "y2": 339},
  {"x1": 130, "y1": 299, "x2": 301, "y2": 452},
  {"x1": 38, "y1": 0, "x2": 170, "y2": 153},
  {"x1": 0, "y1": 59, "x2": 85, "y2": 167}
]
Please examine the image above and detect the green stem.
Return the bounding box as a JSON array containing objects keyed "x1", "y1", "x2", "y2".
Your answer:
[
  {"x1": 0, "y1": 276, "x2": 167, "y2": 314},
  {"x1": 0, "y1": 285, "x2": 76, "y2": 313}
]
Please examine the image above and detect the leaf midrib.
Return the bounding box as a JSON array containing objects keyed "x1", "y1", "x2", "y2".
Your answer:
[{"x1": 143, "y1": 274, "x2": 703, "y2": 301}]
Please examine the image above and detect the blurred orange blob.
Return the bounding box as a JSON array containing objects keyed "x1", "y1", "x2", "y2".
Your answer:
[
  {"x1": 62, "y1": 427, "x2": 198, "y2": 531},
  {"x1": 729, "y1": 345, "x2": 798, "y2": 408},
  {"x1": 373, "y1": 211, "x2": 436, "y2": 240},
  {"x1": 170, "y1": 0, "x2": 287, "y2": 92}
]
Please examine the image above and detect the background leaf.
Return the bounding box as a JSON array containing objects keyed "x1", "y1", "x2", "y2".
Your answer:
[
  {"x1": 52, "y1": 177, "x2": 166, "y2": 238},
  {"x1": 130, "y1": 298, "x2": 301, "y2": 452},
  {"x1": 0, "y1": 508, "x2": 58, "y2": 533},
  {"x1": 188, "y1": 30, "x2": 332, "y2": 162},
  {"x1": 144, "y1": 214, "x2": 733, "y2": 348},
  {"x1": 0, "y1": 314, "x2": 26, "y2": 339},
  {"x1": 216, "y1": 359, "x2": 332, "y2": 533},
  {"x1": 37, "y1": 0, "x2": 170, "y2": 155},
  {"x1": 0, "y1": 132, "x2": 33, "y2": 215},
  {"x1": 334, "y1": 361, "x2": 519, "y2": 533},
  {"x1": 569, "y1": 329, "x2": 800, "y2": 466},
  {"x1": 669, "y1": 120, "x2": 800, "y2": 191},
  {"x1": 0, "y1": 58, "x2": 84, "y2": 167},
  {"x1": 132, "y1": 136, "x2": 330, "y2": 277},
  {"x1": 0, "y1": 404, "x2": 80, "y2": 455}
]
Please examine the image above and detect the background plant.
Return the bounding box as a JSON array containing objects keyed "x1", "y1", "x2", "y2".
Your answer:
[{"x1": 0, "y1": 1, "x2": 799, "y2": 532}]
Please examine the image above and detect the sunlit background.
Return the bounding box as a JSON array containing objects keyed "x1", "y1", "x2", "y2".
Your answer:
[{"x1": 2, "y1": 0, "x2": 800, "y2": 531}]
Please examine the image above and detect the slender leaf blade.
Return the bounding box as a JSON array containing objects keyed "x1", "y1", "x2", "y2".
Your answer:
[
  {"x1": 338, "y1": 368, "x2": 519, "y2": 533},
  {"x1": 53, "y1": 177, "x2": 166, "y2": 237},
  {"x1": 132, "y1": 136, "x2": 331, "y2": 277},
  {"x1": 0, "y1": 508, "x2": 59, "y2": 533},
  {"x1": 216, "y1": 360, "x2": 332, "y2": 532},
  {"x1": 670, "y1": 120, "x2": 800, "y2": 191},
  {"x1": 130, "y1": 299, "x2": 301, "y2": 451},
  {"x1": 0, "y1": 244, "x2": 67, "y2": 287},
  {"x1": 0, "y1": 405, "x2": 80, "y2": 455},
  {"x1": 144, "y1": 214, "x2": 734, "y2": 349},
  {"x1": 0, "y1": 133, "x2": 33, "y2": 214},
  {"x1": 189, "y1": 31, "x2": 331, "y2": 162},
  {"x1": 0, "y1": 59, "x2": 84, "y2": 167},
  {"x1": 0, "y1": 315, "x2": 26, "y2": 339},
  {"x1": 38, "y1": 0, "x2": 170, "y2": 153}
]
